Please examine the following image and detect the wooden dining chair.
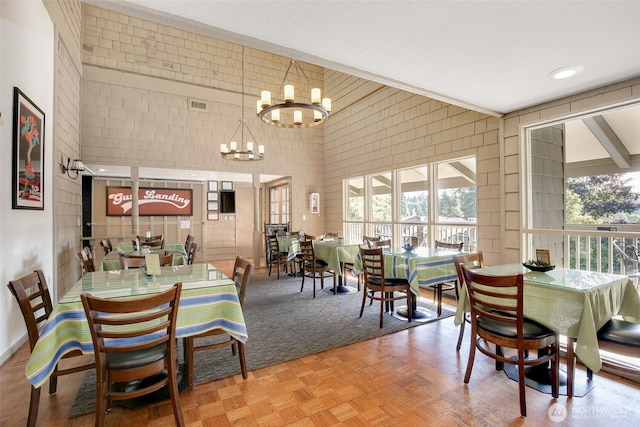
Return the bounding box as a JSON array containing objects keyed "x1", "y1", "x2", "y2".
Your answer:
[
  {"x1": 303, "y1": 234, "x2": 324, "y2": 241},
  {"x1": 78, "y1": 246, "x2": 96, "y2": 274},
  {"x1": 119, "y1": 252, "x2": 147, "y2": 269},
  {"x1": 184, "y1": 257, "x2": 253, "y2": 391},
  {"x1": 569, "y1": 317, "x2": 640, "y2": 398},
  {"x1": 158, "y1": 252, "x2": 174, "y2": 267},
  {"x1": 300, "y1": 239, "x2": 336, "y2": 297},
  {"x1": 186, "y1": 242, "x2": 198, "y2": 265},
  {"x1": 267, "y1": 235, "x2": 289, "y2": 278},
  {"x1": 429, "y1": 240, "x2": 464, "y2": 314},
  {"x1": 366, "y1": 239, "x2": 391, "y2": 248},
  {"x1": 119, "y1": 252, "x2": 173, "y2": 269},
  {"x1": 81, "y1": 283, "x2": 184, "y2": 427},
  {"x1": 452, "y1": 252, "x2": 484, "y2": 351},
  {"x1": 460, "y1": 266, "x2": 559, "y2": 417},
  {"x1": 359, "y1": 247, "x2": 412, "y2": 328},
  {"x1": 7, "y1": 270, "x2": 94, "y2": 427},
  {"x1": 184, "y1": 234, "x2": 194, "y2": 252},
  {"x1": 362, "y1": 235, "x2": 381, "y2": 244},
  {"x1": 99, "y1": 239, "x2": 113, "y2": 256},
  {"x1": 134, "y1": 234, "x2": 165, "y2": 250}
]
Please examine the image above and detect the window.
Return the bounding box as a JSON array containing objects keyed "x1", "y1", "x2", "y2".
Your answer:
[
  {"x1": 398, "y1": 166, "x2": 429, "y2": 246},
  {"x1": 269, "y1": 185, "x2": 290, "y2": 224},
  {"x1": 434, "y1": 158, "x2": 477, "y2": 250},
  {"x1": 369, "y1": 172, "x2": 392, "y2": 238},
  {"x1": 345, "y1": 177, "x2": 364, "y2": 241},
  {"x1": 343, "y1": 158, "x2": 476, "y2": 249}
]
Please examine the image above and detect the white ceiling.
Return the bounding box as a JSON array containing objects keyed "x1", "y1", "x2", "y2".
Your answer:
[{"x1": 84, "y1": 0, "x2": 640, "y2": 181}]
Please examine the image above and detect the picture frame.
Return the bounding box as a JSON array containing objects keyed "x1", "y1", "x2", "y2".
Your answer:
[
  {"x1": 207, "y1": 202, "x2": 219, "y2": 211},
  {"x1": 12, "y1": 87, "x2": 45, "y2": 210},
  {"x1": 536, "y1": 248, "x2": 551, "y2": 265},
  {"x1": 221, "y1": 181, "x2": 233, "y2": 191},
  {"x1": 207, "y1": 211, "x2": 219, "y2": 221},
  {"x1": 207, "y1": 192, "x2": 218, "y2": 201},
  {"x1": 208, "y1": 181, "x2": 218, "y2": 192},
  {"x1": 310, "y1": 192, "x2": 320, "y2": 214}
]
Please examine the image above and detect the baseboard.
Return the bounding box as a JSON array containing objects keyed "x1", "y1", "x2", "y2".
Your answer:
[{"x1": 0, "y1": 334, "x2": 27, "y2": 366}]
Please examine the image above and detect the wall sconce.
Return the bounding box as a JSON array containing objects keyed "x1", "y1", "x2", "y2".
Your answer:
[{"x1": 61, "y1": 158, "x2": 85, "y2": 179}]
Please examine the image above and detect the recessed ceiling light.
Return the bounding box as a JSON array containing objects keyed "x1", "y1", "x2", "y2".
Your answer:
[
  {"x1": 548, "y1": 66, "x2": 584, "y2": 80},
  {"x1": 97, "y1": 168, "x2": 107, "y2": 172}
]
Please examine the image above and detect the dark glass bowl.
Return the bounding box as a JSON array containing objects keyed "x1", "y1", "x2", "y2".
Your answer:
[{"x1": 522, "y1": 263, "x2": 555, "y2": 272}]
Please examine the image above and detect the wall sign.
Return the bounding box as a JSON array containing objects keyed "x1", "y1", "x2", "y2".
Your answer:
[{"x1": 107, "y1": 187, "x2": 193, "y2": 216}]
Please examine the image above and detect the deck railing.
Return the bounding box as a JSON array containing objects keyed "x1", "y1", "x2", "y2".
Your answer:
[{"x1": 524, "y1": 226, "x2": 640, "y2": 278}]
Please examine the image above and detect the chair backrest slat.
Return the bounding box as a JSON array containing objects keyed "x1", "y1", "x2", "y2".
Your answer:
[
  {"x1": 81, "y1": 283, "x2": 182, "y2": 355},
  {"x1": 367, "y1": 239, "x2": 391, "y2": 248},
  {"x1": 360, "y1": 247, "x2": 388, "y2": 287},
  {"x1": 460, "y1": 267, "x2": 523, "y2": 326},
  {"x1": 7, "y1": 270, "x2": 53, "y2": 351},
  {"x1": 232, "y1": 257, "x2": 254, "y2": 306}
]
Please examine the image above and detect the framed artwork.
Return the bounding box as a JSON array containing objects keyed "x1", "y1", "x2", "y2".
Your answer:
[
  {"x1": 221, "y1": 181, "x2": 233, "y2": 191},
  {"x1": 207, "y1": 192, "x2": 218, "y2": 201},
  {"x1": 208, "y1": 202, "x2": 219, "y2": 211},
  {"x1": 310, "y1": 192, "x2": 320, "y2": 214},
  {"x1": 12, "y1": 87, "x2": 45, "y2": 210},
  {"x1": 536, "y1": 248, "x2": 551, "y2": 265},
  {"x1": 207, "y1": 211, "x2": 219, "y2": 221},
  {"x1": 208, "y1": 181, "x2": 218, "y2": 192}
]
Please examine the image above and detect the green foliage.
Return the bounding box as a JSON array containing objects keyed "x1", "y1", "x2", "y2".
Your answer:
[
  {"x1": 566, "y1": 174, "x2": 640, "y2": 221},
  {"x1": 438, "y1": 187, "x2": 476, "y2": 220}
]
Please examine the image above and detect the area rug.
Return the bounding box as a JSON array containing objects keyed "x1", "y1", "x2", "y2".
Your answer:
[{"x1": 70, "y1": 273, "x2": 453, "y2": 417}]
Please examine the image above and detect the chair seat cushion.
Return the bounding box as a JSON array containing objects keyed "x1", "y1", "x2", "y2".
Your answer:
[
  {"x1": 106, "y1": 343, "x2": 167, "y2": 370},
  {"x1": 368, "y1": 277, "x2": 409, "y2": 287},
  {"x1": 478, "y1": 316, "x2": 555, "y2": 339},
  {"x1": 598, "y1": 318, "x2": 640, "y2": 348},
  {"x1": 305, "y1": 260, "x2": 328, "y2": 268}
]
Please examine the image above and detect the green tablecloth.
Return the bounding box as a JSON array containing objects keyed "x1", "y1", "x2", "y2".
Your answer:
[
  {"x1": 454, "y1": 263, "x2": 640, "y2": 372},
  {"x1": 101, "y1": 243, "x2": 187, "y2": 270},
  {"x1": 25, "y1": 263, "x2": 246, "y2": 388},
  {"x1": 313, "y1": 241, "x2": 361, "y2": 276}
]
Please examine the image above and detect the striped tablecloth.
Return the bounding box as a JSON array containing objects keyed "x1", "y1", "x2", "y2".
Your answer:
[
  {"x1": 25, "y1": 263, "x2": 247, "y2": 388},
  {"x1": 278, "y1": 236, "x2": 300, "y2": 262},
  {"x1": 353, "y1": 247, "x2": 460, "y2": 295},
  {"x1": 454, "y1": 263, "x2": 640, "y2": 372}
]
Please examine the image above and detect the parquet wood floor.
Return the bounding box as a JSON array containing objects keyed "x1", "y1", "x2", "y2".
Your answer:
[{"x1": 2, "y1": 261, "x2": 639, "y2": 426}]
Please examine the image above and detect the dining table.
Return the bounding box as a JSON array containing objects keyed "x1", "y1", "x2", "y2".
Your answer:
[
  {"x1": 278, "y1": 237, "x2": 361, "y2": 292},
  {"x1": 454, "y1": 263, "x2": 640, "y2": 396},
  {"x1": 100, "y1": 243, "x2": 188, "y2": 271},
  {"x1": 313, "y1": 240, "x2": 361, "y2": 293},
  {"x1": 25, "y1": 263, "x2": 248, "y2": 392},
  {"x1": 353, "y1": 246, "x2": 462, "y2": 319}
]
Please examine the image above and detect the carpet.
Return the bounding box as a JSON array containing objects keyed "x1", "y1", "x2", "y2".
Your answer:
[{"x1": 70, "y1": 272, "x2": 454, "y2": 417}]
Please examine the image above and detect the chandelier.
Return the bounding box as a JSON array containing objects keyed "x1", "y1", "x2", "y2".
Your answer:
[
  {"x1": 257, "y1": 58, "x2": 331, "y2": 128},
  {"x1": 220, "y1": 46, "x2": 264, "y2": 161}
]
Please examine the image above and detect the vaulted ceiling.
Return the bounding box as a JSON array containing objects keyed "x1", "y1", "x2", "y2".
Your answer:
[{"x1": 85, "y1": 1, "x2": 640, "y2": 181}]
